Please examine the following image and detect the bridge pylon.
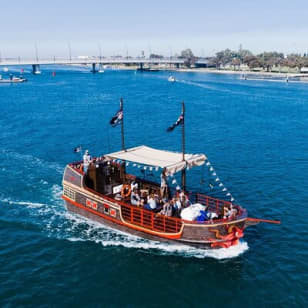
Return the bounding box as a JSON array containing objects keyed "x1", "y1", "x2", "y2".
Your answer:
[
  {"x1": 32, "y1": 64, "x2": 41, "y2": 75},
  {"x1": 91, "y1": 63, "x2": 98, "y2": 73}
]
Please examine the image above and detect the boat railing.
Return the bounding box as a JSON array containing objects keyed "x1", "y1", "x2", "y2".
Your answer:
[
  {"x1": 81, "y1": 184, "x2": 183, "y2": 233},
  {"x1": 121, "y1": 203, "x2": 183, "y2": 234},
  {"x1": 193, "y1": 192, "x2": 246, "y2": 221}
]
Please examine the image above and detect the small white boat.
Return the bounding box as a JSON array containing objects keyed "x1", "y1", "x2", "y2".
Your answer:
[
  {"x1": 0, "y1": 76, "x2": 27, "y2": 83},
  {"x1": 168, "y1": 76, "x2": 176, "y2": 82}
]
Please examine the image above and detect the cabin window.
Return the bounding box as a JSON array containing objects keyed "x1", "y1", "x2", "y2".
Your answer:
[{"x1": 104, "y1": 205, "x2": 109, "y2": 214}]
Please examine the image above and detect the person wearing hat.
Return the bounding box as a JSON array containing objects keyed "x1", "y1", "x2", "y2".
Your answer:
[{"x1": 83, "y1": 150, "x2": 91, "y2": 173}]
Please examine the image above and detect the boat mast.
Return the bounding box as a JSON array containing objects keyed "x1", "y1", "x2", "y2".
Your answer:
[
  {"x1": 98, "y1": 43, "x2": 102, "y2": 62},
  {"x1": 120, "y1": 98, "x2": 125, "y2": 151},
  {"x1": 181, "y1": 101, "x2": 186, "y2": 191},
  {"x1": 35, "y1": 43, "x2": 39, "y2": 63}
]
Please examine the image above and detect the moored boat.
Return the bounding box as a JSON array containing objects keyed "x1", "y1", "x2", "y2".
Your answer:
[
  {"x1": 62, "y1": 100, "x2": 280, "y2": 249},
  {"x1": 0, "y1": 75, "x2": 27, "y2": 83}
]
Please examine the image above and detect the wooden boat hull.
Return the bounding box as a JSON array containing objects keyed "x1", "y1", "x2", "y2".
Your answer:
[{"x1": 62, "y1": 166, "x2": 247, "y2": 249}]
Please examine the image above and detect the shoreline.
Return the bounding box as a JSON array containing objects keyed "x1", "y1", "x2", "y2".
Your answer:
[
  {"x1": 103, "y1": 65, "x2": 308, "y2": 80},
  {"x1": 175, "y1": 67, "x2": 308, "y2": 78}
]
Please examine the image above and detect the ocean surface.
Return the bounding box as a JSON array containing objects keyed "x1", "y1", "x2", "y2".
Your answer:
[{"x1": 0, "y1": 66, "x2": 307, "y2": 307}]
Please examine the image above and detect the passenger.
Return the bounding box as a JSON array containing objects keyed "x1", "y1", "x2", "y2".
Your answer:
[
  {"x1": 141, "y1": 190, "x2": 148, "y2": 205},
  {"x1": 160, "y1": 200, "x2": 173, "y2": 217},
  {"x1": 160, "y1": 168, "x2": 168, "y2": 198},
  {"x1": 131, "y1": 188, "x2": 141, "y2": 206},
  {"x1": 130, "y1": 181, "x2": 138, "y2": 191},
  {"x1": 223, "y1": 204, "x2": 237, "y2": 219},
  {"x1": 228, "y1": 204, "x2": 238, "y2": 218},
  {"x1": 144, "y1": 193, "x2": 157, "y2": 211},
  {"x1": 175, "y1": 186, "x2": 187, "y2": 208},
  {"x1": 223, "y1": 205, "x2": 229, "y2": 219},
  {"x1": 175, "y1": 186, "x2": 181, "y2": 198},
  {"x1": 173, "y1": 197, "x2": 182, "y2": 217},
  {"x1": 172, "y1": 198, "x2": 182, "y2": 211},
  {"x1": 179, "y1": 190, "x2": 186, "y2": 204},
  {"x1": 83, "y1": 150, "x2": 91, "y2": 173}
]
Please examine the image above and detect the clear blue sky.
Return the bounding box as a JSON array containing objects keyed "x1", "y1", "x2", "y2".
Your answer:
[{"x1": 1, "y1": 0, "x2": 307, "y2": 58}]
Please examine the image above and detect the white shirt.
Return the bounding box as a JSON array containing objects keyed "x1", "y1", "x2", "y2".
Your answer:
[
  {"x1": 83, "y1": 154, "x2": 91, "y2": 165},
  {"x1": 175, "y1": 200, "x2": 182, "y2": 210},
  {"x1": 160, "y1": 173, "x2": 167, "y2": 187},
  {"x1": 147, "y1": 197, "x2": 157, "y2": 209}
]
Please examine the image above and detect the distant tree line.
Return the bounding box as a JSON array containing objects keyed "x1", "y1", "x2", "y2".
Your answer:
[
  {"x1": 150, "y1": 48, "x2": 308, "y2": 71},
  {"x1": 208, "y1": 49, "x2": 308, "y2": 72}
]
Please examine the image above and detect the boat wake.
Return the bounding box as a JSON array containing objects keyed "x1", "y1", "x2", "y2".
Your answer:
[
  {"x1": 177, "y1": 79, "x2": 221, "y2": 92},
  {"x1": 63, "y1": 212, "x2": 249, "y2": 259}
]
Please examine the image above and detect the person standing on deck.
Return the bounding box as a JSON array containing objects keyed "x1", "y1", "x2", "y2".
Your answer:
[
  {"x1": 83, "y1": 150, "x2": 91, "y2": 173},
  {"x1": 160, "y1": 168, "x2": 168, "y2": 198}
]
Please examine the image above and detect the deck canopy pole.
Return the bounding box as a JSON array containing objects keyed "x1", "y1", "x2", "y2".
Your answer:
[
  {"x1": 120, "y1": 98, "x2": 125, "y2": 151},
  {"x1": 181, "y1": 101, "x2": 186, "y2": 191}
]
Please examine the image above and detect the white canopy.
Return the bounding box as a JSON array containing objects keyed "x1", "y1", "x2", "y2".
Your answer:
[{"x1": 106, "y1": 145, "x2": 206, "y2": 174}]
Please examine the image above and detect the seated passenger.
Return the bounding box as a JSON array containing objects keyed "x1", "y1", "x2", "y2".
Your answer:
[
  {"x1": 144, "y1": 193, "x2": 157, "y2": 211},
  {"x1": 223, "y1": 205, "x2": 229, "y2": 218},
  {"x1": 141, "y1": 191, "x2": 148, "y2": 205},
  {"x1": 223, "y1": 204, "x2": 237, "y2": 219},
  {"x1": 131, "y1": 188, "x2": 141, "y2": 206},
  {"x1": 228, "y1": 204, "x2": 238, "y2": 218},
  {"x1": 182, "y1": 195, "x2": 191, "y2": 208}
]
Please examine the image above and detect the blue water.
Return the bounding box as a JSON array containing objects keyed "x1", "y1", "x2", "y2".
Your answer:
[{"x1": 0, "y1": 67, "x2": 307, "y2": 307}]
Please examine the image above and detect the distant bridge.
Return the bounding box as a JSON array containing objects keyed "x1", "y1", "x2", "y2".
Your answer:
[{"x1": 0, "y1": 57, "x2": 209, "y2": 73}]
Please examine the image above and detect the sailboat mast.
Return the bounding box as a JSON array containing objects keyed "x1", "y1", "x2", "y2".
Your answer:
[
  {"x1": 120, "y1": 98, "x2": 125, "y2": 151},
  {"x1": 181, "y1": 101, "x2": 186, "y2": 190},
  {"x1": 35, "y1": 43, "x2": 39, "y2": 62},
  {"x1": 98, "y1": 44, "x2": 102, "y2": 62}
]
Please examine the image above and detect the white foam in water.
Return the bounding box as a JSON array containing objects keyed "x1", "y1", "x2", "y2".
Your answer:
[
  {"x1": 51, "y1": 184, "x2": 63, "y2": 200},
  {"x1": 61, "y1": 211, "x2": 249, "y2": 259},
  {"x1": 1, "y1": 198, "x2": 48, "y2": 209},
  {"x1": 178, "y1": 80, "x2": 222, "y2": 92}
]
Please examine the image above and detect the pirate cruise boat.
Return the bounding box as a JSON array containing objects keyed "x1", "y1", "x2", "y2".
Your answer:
[{"x1": 62, "y1": 100, "x2": 280, "y2": 249}]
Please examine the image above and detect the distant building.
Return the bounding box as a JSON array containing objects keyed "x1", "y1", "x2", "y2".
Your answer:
[
  {"x1": 194, "y1": 58, "x2": 210, "y2": 68},
  {"x1": 300, "y1": 67, "x2": 308, "y2": 73}
]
